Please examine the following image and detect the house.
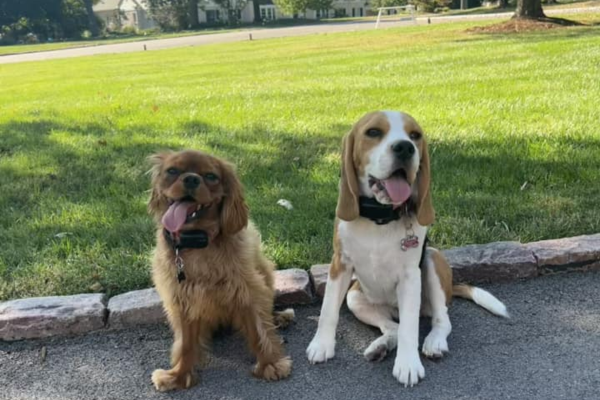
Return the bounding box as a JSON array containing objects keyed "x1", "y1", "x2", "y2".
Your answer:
[
  {"x1": 197, "y1": 0, "x2": 370, "y2": 24},
  {"x1": 93, "y1": 0, "x2": 157, "y2": 31}
]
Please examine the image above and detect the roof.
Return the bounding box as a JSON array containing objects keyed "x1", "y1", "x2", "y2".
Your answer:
[{"x1": 93, "y1": 0, "x2": 123, "y2": 12}]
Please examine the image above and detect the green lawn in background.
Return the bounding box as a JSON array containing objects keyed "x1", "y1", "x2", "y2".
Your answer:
[{"x1": 1, "y1": 14, "x2": 599, "y2": 300}]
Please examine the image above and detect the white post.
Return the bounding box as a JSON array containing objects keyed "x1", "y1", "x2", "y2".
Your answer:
[
  {"x1": 375, "y1": 8, "x2": 382, "y2": 29},
  {"x1": 410, "y1": 5, "x2": 416, "y2": 24}
]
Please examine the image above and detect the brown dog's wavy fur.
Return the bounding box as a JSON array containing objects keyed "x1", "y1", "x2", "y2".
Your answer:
[{"x1": 148, "y1": 150, "x2": 291, "y2": 392}]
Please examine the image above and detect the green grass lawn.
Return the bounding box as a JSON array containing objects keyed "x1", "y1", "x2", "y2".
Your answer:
[{"x1": 1, "y1": 15, "x2": 600, "y2": 301}]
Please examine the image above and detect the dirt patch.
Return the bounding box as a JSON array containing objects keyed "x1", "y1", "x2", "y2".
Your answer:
[{"x1": 467, "y1": 17, "x2": 583, "y2": 34}]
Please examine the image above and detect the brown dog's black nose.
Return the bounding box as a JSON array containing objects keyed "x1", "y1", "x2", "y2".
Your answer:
[
  {"x1": 183, "y1": 174, "x2": 201, "y2": 189},
  {"x1": 391, "y1": 140, "x2": 415, "y2": 160}
]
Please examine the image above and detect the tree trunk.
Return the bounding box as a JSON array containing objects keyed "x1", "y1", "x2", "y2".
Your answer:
[
  {"x1": 188, "y1": 0, "x2": 200, "y2": 28},
  {"x1": 253, "y1": 0, "x2": 262, "y2": 22},
  {"x1": 83, "y1": 0, "x2": 100, "y2": 36},
  {"x1": 514, "y1": 0, "x2": 546, "y2": 19}
]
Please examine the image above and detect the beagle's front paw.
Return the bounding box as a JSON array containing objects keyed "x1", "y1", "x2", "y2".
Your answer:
[
  {"x1": 422, "y1": 331, "x2": 449, "y2": 358},
  {"x1": 392, "y1": 351, "x2": 425, "y2": 387},
  {"x1": 306, "y1": 335, "x2": 336, "y2": 364}
]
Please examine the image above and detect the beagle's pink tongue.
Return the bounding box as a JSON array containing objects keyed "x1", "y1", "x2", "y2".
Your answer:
[
  {"x1": 162, "y1": 201, "x2": 195, "y2": 233},
  {"x1": 382, "y1": 177, "x2": 411, "y2": 205}
]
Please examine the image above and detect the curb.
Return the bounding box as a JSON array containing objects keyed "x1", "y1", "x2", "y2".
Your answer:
[{"x1": 1, "y1": 233, "x2": 599, "y2": 341}]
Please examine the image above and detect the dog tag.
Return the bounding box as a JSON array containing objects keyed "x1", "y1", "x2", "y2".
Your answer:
[{"x1": 401, "y1": 235, "x2": 419, "y2": 251}]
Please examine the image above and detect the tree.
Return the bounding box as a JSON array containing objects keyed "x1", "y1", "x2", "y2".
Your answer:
[
  {"x1": 0, "y1": 0, "x2": 94, "y2": 43},
  {"x1": 272, "y1": 0, "x2": 309, "y2": 16},
  {"x1": 513, "y1": 0, "x2": 545, "y2": 19},
  {"x1": 188, "y1": 0, "x2": 200, "y2": 28},
  {"x1": 144, "y1": 0, "x2": 200, "y2": 30},
  {"x1": 82, "y1": 0, "x2": 99, "y2": 36}
]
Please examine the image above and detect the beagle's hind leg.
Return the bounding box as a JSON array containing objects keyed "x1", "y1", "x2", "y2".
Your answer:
[{"x1": 346, "y1": 282, "x2": 398, "y2": 362}]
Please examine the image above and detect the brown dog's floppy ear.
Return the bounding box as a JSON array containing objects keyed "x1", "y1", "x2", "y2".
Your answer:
[
  {"x1": 147, "y1": 152, "x2": 169, "y2": 217},
  {"x1": 219, "y1": 161, "x2": 249, "y2": 236},
  {"x1": 336, "y1": 130, "x2": 360, "y2": 221},
  {"x1": 416, "y1": 138, "x2": 435, "y2": 226}
]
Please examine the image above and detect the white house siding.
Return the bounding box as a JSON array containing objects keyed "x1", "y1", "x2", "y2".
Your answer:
[
  {"x1": 120, "y1": 0, "x2": 156, "y2": 29},
  {"x1": 334, "y1": 1, "x2": 368, "y2": 18},
  {"x1": 198, "y1": 1, "x2": 255, "y2": 24},
  {"x1": 241, "y1": 2, "x2": 255, "y2": 22},
  {"x1": 95, "y1": 9, "x2": 121, "y2": 30},
  {"x1": 94, "y1": 0, "x2": 156, "y2": 30}
]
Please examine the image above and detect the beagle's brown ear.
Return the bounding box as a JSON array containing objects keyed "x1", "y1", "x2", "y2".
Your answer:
[
  {"x1": 219, "y1": 161, "x2": 249, "y2": 236},
  {"x1": 336, "y1": 131, "x2": 360, "y2": 221},
  {"x1": 147, "y1": 152, "x2": 170, "y2": 217},
  {"x1": 416, "y1": 138, "x2": 435, "y2": 226}
]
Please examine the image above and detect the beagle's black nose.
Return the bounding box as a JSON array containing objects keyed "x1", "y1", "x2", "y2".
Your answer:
[
  {"x1": 183, "y1": 174, "x2": 201, "y2": 189},
  {"x1": 391, "y1": 140, "x2": 415, "y2": 160}
]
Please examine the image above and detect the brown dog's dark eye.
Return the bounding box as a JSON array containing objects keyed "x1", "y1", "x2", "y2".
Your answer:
[
  {"x1": 166, "y1": 167, "x2": 180, "y2": 176},
  {"x1": 204, "y1": 173, "x2": 219, "y2": 183},
  {"x1": 366, "y1": 128, "x2": 383, "y2": 138},
  {"x1": 409, "y1": 131, "x2": 422, "y2": 140}
]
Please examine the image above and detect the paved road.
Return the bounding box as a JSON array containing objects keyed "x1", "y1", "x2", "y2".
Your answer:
[
  {"x1": 1, "y1": 271, "x2": 599, "y2": 400},
  {"x1": 0, "y1": 7, "x2": 597, "y2": 65}
]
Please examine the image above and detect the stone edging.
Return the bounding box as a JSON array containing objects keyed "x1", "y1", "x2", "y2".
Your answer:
[{"x1": 1, "y1": 234, "x2": 599, "y2": 341}]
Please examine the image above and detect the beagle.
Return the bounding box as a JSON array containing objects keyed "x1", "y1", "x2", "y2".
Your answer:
[{"x1": 306, "y1": 111, "x2": 508, "y2": 386}]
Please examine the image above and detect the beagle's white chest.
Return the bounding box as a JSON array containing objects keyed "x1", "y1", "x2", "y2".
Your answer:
[{"x1": 338, "y1": 217, "x2": 427, "y2": 306}]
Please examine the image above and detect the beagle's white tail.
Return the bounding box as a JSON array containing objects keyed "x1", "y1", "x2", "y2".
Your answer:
[{"x1": 453, "y1": 284, "x2": 509, "y2": 318}]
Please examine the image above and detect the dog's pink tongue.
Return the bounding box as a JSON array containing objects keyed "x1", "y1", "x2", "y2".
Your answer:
[
  {"x1": 382, "y1": 176, "x2": 412, "y2": 205},
  {"x1": 162, "y1": 201, "x2": 194, "y2": 233}
]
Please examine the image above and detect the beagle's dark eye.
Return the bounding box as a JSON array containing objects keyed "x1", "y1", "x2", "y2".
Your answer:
[
  {"x1": 366, "y1": 128, "x2": 383, "y2": 138},
  {"x1": 409, "y1": 131, "x2": 422, "y2": 140},
  {"x1": 204, "y1": 173, "x2": 219, "y2": 183},
  {"x1": 166, "y1": 167, "x2": 180, "y2": 176}
]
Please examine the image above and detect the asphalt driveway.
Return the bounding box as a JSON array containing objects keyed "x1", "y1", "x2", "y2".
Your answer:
[{"x1": 1, "y1": 271, "x2": 599, "y2": 400}]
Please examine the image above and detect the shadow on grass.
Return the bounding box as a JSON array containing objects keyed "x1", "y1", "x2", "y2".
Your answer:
[
  {"x1": 0, "y1": 118, "x2": 342, "y2": 300},
  {"x1": 458, "y1": 18, "x2": 600, "y2": 43},
  {"x1": 429, "y1": 134, "x2": 600, "y2": 246}
]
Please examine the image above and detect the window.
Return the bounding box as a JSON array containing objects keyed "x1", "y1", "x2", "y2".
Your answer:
[
  {"x1": 206, "y1": 9, "x2": 220, "y2": 23},
  {"x1": 359, "y1": 7, "x2": 363, "y2": 16},
  {"x1": 352, "y1": 8, "x2": 355, "y2": 17},
  {"x1": 259, "y1": 5, "x2": 276, "y2": 20},
  {"x1": 334, "y1": 8, "x2": 346, "y2": 17}
]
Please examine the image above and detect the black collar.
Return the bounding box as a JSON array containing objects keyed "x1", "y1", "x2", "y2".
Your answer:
[
  {"x1": 358, "y1": 197, "x2": 413, "y2": 225},
  {"x1": 359, "y1": 197, "x2": 399, "y2": 225},
  {"x1": 163, "y1": 229, "x2": 210, "y2": 250}
]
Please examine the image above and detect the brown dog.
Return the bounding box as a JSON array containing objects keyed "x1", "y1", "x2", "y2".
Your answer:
[{"x1": 148, "y1": 150, "x2": 292, "y2": 392}]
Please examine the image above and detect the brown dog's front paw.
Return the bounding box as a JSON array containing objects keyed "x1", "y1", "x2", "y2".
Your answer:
[
  {"x1": 151, "y1": 368, "x2": 196, "y2": 392},
  {"x1": 253, "y1": 356, "x2": 292, "y2": 381}
]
